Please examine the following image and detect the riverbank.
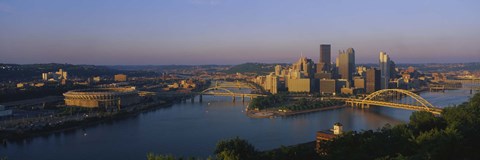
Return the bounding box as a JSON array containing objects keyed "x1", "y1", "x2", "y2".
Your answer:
[
  {"x1": 0, "y1": 100, "x2": 173, "y2": 142},
  {"x1": 247, "y1": 105, "x2": 346, "y2": 118},
  {"x1": 0, "y1": 83, "x2": 209, "y2": 143}
]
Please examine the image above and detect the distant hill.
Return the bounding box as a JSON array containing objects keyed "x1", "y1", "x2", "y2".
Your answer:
[
  {"x1": 395, "y1": 62, "x2": 480, "y2": 72},
  {"x1": 357, "y1": 62, "x2": 480, "y2": 72},
  {"x1": 107, "y1": 65, "x2": 229, "y2": 72},
  {"x1": 0, "y1": 63, "x2": 122, "y2": 82},
  {"x1": 223, "y1": 63, "x2": 287, "y2": 75}
]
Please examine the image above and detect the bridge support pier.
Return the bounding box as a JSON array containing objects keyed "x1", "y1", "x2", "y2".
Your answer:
[
  {"x1": 232, "y1": 96, "x2": 236, "y2": 102},
  {"x1": 191, "y1": 96, "x2": 195, "y2": 103},
  {"x1": 362, "y1": 104, "x2": 370, "y2": 109},
  {"x1": 242, "y1": 95, "x2": 245, "y2": 102},
  {"x1": 199, "y1": 94, "x2": 203, "y2": 103}
]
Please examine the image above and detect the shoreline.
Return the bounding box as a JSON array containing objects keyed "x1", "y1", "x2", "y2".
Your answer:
[
  {"x1": 0, "y1": 100, "x2": 174, "y2": 142},
  {"x1": 247, "y1": 105, "x2": 347, "y2": 118},
  {"x1": 0, "y1": 85, "x2": 209, "y2": 142}
]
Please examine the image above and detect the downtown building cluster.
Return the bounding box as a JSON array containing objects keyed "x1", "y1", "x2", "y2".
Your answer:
[{"x1": 253, "y1": 44, "x2": 399, "y2": 95}]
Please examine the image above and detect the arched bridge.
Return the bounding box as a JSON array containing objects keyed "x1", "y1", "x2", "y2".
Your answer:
[
  {"x1": 194, "y1": 82, "x2": 266, "y2": 102},
  {"x1": 333, "y1": 89, "x2": 443, "y2": 115},
  {"x1": 211, "y1": 80, "x2": 266, "y2": 94}
]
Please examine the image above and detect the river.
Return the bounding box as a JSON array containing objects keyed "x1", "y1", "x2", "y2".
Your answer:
[{"x1": 0, "y1": 86, "x2": 477, "y2": 159}]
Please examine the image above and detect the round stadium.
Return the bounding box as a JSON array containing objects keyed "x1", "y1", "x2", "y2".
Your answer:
[{"x1": 63, "y1": 87, "x2": 140, "y2": 108}]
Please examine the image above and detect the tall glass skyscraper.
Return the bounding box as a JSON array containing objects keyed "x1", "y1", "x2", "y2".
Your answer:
[
  {"x1": 379, "y1": 51, "x2": 391, "y2": 89},
  {"x1": 318, "y1": 44, "x2": 331, "y2": 73},
  {"x1": 338, "y1": 48, "x2": 355, "y2": 86},
  {"x1": 366, "y1": 68, "x2": 381, "y2": 93}
]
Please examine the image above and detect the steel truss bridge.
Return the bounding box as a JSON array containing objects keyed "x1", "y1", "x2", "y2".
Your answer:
[
  {"x1": 444, "y1": 79, "x2": 480, "y2": 84},
  {"x1": 193, "y1": 81, "x2": 266, "y2": 102},
  {"x1": 428, "y1": 83, "x2": 462, "y2": 92},
  {"x1": 332, "y1": 89, "x2": 443, "y2": 115}
]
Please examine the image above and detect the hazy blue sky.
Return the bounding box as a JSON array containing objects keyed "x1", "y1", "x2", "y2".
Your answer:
[{"x1": 1, "y1": 0, "x2": 479, "y2": 65}]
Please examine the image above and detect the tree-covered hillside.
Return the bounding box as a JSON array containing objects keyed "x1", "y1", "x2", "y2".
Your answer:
[
  {"x1": 320, "y1": 93, "x2": 480, "y2": 160},
  {"x1": 223, "y1": 63, "x2": 286, "y2": 75},
  {"x1": 0, "y1": 63, "x2": 158, "y2": 82}
]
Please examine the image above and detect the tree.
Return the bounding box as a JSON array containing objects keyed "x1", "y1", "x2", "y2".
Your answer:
[
  {"x1": 146, "y1": 153, "x2": 176, "y2": 160},
  {"x1": 409, "y1": 111, "x2": 445, "y2": 133},
  {"x1": 320, "y1": 93, "x2": 480, "y2": 160},
  {"x1": 413, "y1": 127, "x2": 463, "y2": 160},
  {"x1": 146, "y1": 153, "x2": 205, "y2": 160},
  {"x1": 214, "y1": 137, "x2": 258, "y2": 160}
]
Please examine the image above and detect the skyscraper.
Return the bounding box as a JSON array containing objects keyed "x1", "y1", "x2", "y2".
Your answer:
[
  {"x1": 275, "y1": 65, "x2": 282, "y2": 76},
  {"x1": 379, "y1": 51, "x2": 391, "y2": 89},
  {"x1": 338, "y1": 48, "x2": 355, "y2": 85},
  {"x1": 317, "y1": 44, "x2": 331, "y2": 73},
  {"x1": 366, "y1": 68, "x2": 381, "y2": 93},
  {"x1": 287, "y1": 55, "x2": 315, "y2": 93},
  {"x1": 389, "y1": 61, "x2": 397, "y2": 79},
  {"x1": 265, "y1": 73, "x2": 279, "y2": 94},
  {"x1": 292, "y1": 56, "x2": 315, "y2": 78}
]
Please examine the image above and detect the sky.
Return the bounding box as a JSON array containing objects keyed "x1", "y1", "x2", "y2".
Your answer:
[{"x1": 0, "y1": 0, "x2": 480, "y2": 65}]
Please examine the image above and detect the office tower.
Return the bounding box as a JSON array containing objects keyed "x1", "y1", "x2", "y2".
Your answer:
[
  {"x1": 356, "y1": 66, "x2": 367, "y2": 76},
  {"x1": 366, "y1": 68, "x2": 381, "y2": 93},
  {"x1": 389, "y1": 61, "x2": 397, "y2": 80},
  {"x1": 337, "y1": 48, "x2": 355, "y2": 85},
  {"x1": 287, "y1": 78, "x2": 312, "y2": 93},
  {"x1": 275, "y1": 65, "x2": 282, "y2": 76},
  {"x1": 317, "y1": 44, "x2": 331, "y2": 73},
  {"x1": 314, "y1": 72, "x2": 332, "y2": 79},
  {"x1": 379, "y1": 51, "x2": 391, "y2": 89},
  {"x1": 354, "y1": 77, "x2": 365, "y2": 89},
  {"x1": 265, "y1": 73, "x2": 279, "y2": 94},
  {"x1": 319, "y1": 79, "x2": 337, "y2": 94},
  {"x1": 292, "y1": 56, "x2": 315, "y2": 78},
  {"x1": 287, "y1": 55, "x2": 315, "y2": 93}
]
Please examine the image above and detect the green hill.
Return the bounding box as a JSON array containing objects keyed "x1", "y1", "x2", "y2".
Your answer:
[
  {"x1": 224, "y1": 63, "x2": 286, "y2": 75},
  {"x1": 0, "y1": 63, "x2": 121, "y2": 82}
]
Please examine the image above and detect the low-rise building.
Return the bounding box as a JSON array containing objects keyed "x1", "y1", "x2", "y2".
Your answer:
[
  {"x1": 319, "y1": 79, "x2": 336, "y2": 94},
  {"x1": 316, "y1": 123, "x2": 343, "y2": 154},
  {"x1": 287, "y1": 78, "x2": 311, "y2": 93},
  {"x1": 42, "y1": 69, "x2": 68, "y2": 81},
  {"x1": 341, "y1": 87, "x2": 364, "y2": 95},
  {"x1": 114, "y1": 74, "x2": 127, "y2": 82},
  {"x1": 354, "y1": 77, "x2": 365, "y2": 89}
]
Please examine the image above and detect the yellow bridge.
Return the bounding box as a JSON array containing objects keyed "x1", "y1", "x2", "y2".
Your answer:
[
  {"x1": 194, "y1": 81, "x2": 266, "y2": 102},
  {"x1": 332, "y1": 89, "x2": 443, "y2": 115}
]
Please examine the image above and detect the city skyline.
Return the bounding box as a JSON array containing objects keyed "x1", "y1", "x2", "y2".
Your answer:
[
  {"x1": 2, "y1": 1, "x2": 480, "y2": 160},
  {"x1": 1, "y1": 0, "x2": 480, "y2": 65}
]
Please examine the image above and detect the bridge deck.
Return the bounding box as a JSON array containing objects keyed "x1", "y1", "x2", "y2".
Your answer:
[
  {"x1": 200, "y1": 93, "x2": 265, "y2": 97},
  {"x1": 329, "y1": 97, "x2": 442, "y2": 115}
]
